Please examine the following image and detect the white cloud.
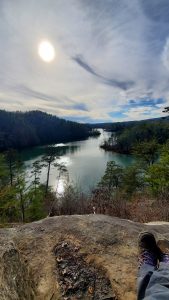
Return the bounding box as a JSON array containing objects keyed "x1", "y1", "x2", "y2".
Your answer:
[
  {"x1": 0, "y1": 0, "x2": 169, "y2": 122},
  {"x1": 162, "y1": 38, "x2": 169, "y2": 72}
]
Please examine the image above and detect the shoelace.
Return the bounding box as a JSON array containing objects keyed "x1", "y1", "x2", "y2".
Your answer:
[
  {"x1": 138, "y1": 250, "x2": 157, "y2": 268},
  {"x1": 161, "y1": 253, "x2": 169, "y2": 263}
]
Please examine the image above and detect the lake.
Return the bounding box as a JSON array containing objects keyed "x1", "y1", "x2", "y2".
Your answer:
[{"x1": 21, "y1": 130, "x2": 134, "y2": 194}]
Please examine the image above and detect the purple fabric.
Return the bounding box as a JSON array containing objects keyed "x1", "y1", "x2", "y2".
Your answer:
[
  {"x1": 161, "y1": 253, "x2": 169, "y2": 264},
  {"x1": 139, "y1": 250, "x2": 157, "y2": 268}
]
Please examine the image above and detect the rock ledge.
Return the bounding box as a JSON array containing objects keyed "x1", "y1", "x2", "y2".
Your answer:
[{"x1": 1, "y1": 214, "x2": 169, "y2": 300}]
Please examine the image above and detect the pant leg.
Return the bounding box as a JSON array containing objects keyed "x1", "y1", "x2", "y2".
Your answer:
[
  {"x1": 141, "y1": 263, "x2": 169, "y2": 300},
  {"x1": 137, "y1": 264, "x2": 155, "y2": 300}
]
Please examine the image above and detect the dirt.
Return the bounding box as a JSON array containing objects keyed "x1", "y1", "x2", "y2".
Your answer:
[
  {"x1": 54, "y1": 241, "x2": 116, "y2": 300},
  {"x1": 1, "y1": 214, "x2": 169, "y2": 300}
]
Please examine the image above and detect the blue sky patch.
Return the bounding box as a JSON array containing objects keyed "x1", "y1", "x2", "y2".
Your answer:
[
  {"x1": 109, "y1": 111, "x2": 126, "y2": 119},
  {"x1": 128, "y1": 98, "x2": 165, "y2": 108}
]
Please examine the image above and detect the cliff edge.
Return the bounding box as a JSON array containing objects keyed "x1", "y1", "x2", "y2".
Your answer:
[{"x1": 1, "y1": 214, "x2": 169, "y2": 300}]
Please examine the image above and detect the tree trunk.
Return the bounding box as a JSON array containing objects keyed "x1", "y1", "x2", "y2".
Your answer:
[
  {"x1": 9, "y1": 158, "x2": 13, "y2": 186},
  {"x1": 20, "y1": 192, "x2": 25, "y2": 222},
  {"x1": 35, "y1": 173, "x2": 37, "y2": 195},
  {"x1": 45, "y1": 162, "x2": 51, "y2": 196}
]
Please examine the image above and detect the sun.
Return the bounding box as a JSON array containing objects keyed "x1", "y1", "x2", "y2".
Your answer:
[{"x1": 38, "y1": 40, "x2": 55, "y2": 62}]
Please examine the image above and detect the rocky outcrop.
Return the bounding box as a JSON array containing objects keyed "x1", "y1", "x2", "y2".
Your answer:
[{"x1": 0, "y1": 214, "x2": 169, "y2": 300}]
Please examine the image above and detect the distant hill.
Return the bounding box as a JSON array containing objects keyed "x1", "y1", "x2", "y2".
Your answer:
[
  {"x1": 91, "y1": 116, "x2": 169, "y2": 131},
  {"x1": 0, "y1": 110, "x2": 91, "y2": 151},
  {"x1": 98, "y1": 116, "x2": 169, "y2": 154}
]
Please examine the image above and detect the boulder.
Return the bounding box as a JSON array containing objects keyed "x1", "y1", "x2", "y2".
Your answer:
[{"x1": 0, "y1": 214, "x2": 169, "y2": 300}]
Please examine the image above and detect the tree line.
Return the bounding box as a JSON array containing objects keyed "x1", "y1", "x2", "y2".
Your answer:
[
  {"x1": 1, "y1": 109, "x2": 169, "y2": 224},
  {"x1": 0, "y1": 110, "x2": 94, "y2": 151},
  {"x1": 1, "y1": 140, "x2": 169, "y2": 224},
  {"x1": 92, "y1": 140, "x2": 169, "y2": 221},
  {"x1": 101, "y1": 119, "x2": 169, "y2": 154},
  {"x1": 0, "y1": 146, "x2": 68, "y2": 223}
]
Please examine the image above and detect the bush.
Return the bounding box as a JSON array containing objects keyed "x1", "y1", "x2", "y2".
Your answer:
[{"x1": 49, "y1": 184, "x2": 91, "y2": 216}]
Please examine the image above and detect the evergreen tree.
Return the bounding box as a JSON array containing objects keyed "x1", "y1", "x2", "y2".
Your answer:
[
  {"x1": 30, "y1": 160, "x2": 42, "y2": 194},
  {"x1": 121, "y1": 164, "x2": 143, "y2": 197},
  {"x1": 5, "y1": 149, "x2": 18, "y2": 186},
  {"x1": 15, "y1": 159, "x2": 27, "y2": 222},
  {"x1": 98, "y1": 161, "x2": 123, "y2": 193},
  {"x1": 41, "y1": 146, "x2": 67, "y2": 196},
  {"x1": 133, "y1": 140, "x2": 159, "y2": 165}
]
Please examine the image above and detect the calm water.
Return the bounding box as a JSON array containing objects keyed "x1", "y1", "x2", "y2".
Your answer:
[{"x1": 21, "y1": 130, "x2": 134, "y2": 194}]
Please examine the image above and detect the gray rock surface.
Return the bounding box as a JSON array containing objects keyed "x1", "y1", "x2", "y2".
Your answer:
[{"x1": 0, "y1": 214, "x2": 169, "y2": 300}]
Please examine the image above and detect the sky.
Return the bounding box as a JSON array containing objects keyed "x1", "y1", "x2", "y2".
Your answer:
[{"x1": 0, "y1": 0, "x2": 169, "y2": 123}]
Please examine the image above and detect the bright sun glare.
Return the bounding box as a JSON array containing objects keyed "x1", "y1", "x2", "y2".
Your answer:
[{"x1": 38, "y1": 40, "x2": 55, "y2": 62}]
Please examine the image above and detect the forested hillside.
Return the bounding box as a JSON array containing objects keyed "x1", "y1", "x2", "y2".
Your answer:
[
  {"x1": 92, "y1": 117, "x2": 168, "y2": 132},
  {"x1": 0, "y1": 110, "x2": 92, "y2": 151},
  {"x1": 101, "y1": 118, "x2": 169, "y2": 154}
]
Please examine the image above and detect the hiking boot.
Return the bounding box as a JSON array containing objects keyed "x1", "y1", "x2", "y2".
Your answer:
[
  {"x1": 157, "y1": 239, "x2": 169, "y2": 263},
  {"x1": 138, "y1": 232, "x2": 160, "y2": 268}
]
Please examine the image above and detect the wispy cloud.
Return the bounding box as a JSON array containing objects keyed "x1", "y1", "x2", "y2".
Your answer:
[
  {"x1": 0, "y1": 0, "x2": 169, "y2": 122},
  {"x1": 72, "y1": 103, "x2": 88, "y2": 112},
  {"x1": 12, "y1": 84, "x2": 89, "y2": 112},
  {"x1": 13, "y1": 85, "x2": 60, "y2": 103},
  {"x1": 72, "y1": 55, "x2": 135, "y2": 90}
]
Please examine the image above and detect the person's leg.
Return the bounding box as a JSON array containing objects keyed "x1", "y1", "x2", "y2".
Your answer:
[
  {"x1": 140, "y1": 262, "x2": 169, "y2": 299},
  {"x1": 138, "y1": 238, "x2": 169, "y2": 300},
  {"x1": 137, "y1": 232, "x2": 160, "y2": 300},
  {"x1": 137, "y1": 263, "x2": 155, "y2": 300}
]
